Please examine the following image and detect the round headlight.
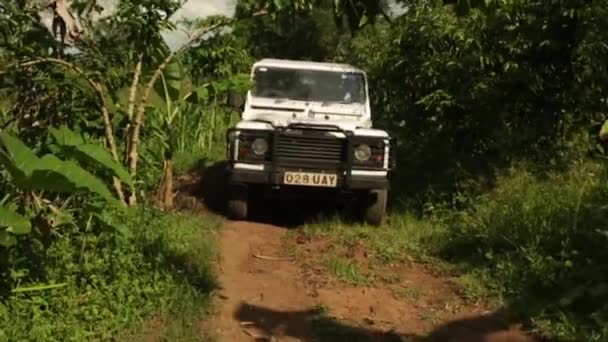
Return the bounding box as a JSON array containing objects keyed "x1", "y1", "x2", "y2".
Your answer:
[
  {"x1": 251, "y1": 138, "x2": 269, "y2": 155},
  {"x1": 354, "y1": 144, "x2": 371, "y2": 161}
]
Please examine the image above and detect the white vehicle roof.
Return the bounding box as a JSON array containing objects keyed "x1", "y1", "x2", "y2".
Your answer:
[{"x1": 253, "y1": 58, "x2": 365, "y2": 74}]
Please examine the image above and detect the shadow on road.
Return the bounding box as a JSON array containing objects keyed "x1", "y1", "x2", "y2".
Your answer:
[
  {"x1": 234, "y1": 303, "x2": 539, "y2": 342},
  {"x1": 176, "y1": 160, "x2": 358, "y2": 228}
]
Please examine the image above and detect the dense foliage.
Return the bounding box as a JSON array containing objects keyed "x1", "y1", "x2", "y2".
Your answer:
[
  {"x1": 329, "y1": 1, "x2": 608, "y2": 340},
  {"x1": 2, "y1": 0, "x2": 608, "y2": 340},
  {"x1": 0, "y1": 0, "x2": 234, "y2": 340},
  {"x1": 338, "y1": 0, "x2": 608, "y2": 198},
  {"x1": 439, "y1": 163, "x2": 608, "y2": 340}
]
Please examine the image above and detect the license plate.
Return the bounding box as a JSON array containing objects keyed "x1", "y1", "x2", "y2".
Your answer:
[{"x1": 283, "y1": 171, "x2": 338, "y2": 188}]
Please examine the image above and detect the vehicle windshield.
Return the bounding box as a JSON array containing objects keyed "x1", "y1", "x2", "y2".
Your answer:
[{"x1": 251, "y1": 66, "x2": 366, "y2": 104}]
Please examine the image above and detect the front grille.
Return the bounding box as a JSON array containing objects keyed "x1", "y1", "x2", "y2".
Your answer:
[{"x1": 275, "y1": 130, "x2": 345, "y2": 167}]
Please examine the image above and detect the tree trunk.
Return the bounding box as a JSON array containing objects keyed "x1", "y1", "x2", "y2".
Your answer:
[
  {"x1": 124, "y1": 11, "x2": 268, "y2": 207},
  {"x1": 50, "y1": 0, "x2": 81, "y2": 46},
  {"x1": 124, "y1": 56, "x2": 143, "y2": 164},
  {"x1": 158, "y1": 158, "x2": 174, "y2": 210},
  {"x1": 127, "y1": 51, "x2": 176, "y2": 207}
]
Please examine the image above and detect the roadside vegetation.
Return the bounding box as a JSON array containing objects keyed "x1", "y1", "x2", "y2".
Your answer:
[
  {"x1": 295, "y1": 161, "x2": 608, "y2": 340},
  {"x1": 2, "y1": 0, "x2": 608, "y2": 341},
  {"x1": 0, "y1": 0, "x2": 246, "y2": 340}
]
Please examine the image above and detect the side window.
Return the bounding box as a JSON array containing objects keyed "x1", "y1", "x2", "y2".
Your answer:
[{"x1": 344, "y1": 73, "x2": 365, "y2": 103}]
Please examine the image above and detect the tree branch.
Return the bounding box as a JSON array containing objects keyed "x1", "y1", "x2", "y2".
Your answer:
[{"x1": 380, "y1": 7, "x2": 392, "y2": 24}]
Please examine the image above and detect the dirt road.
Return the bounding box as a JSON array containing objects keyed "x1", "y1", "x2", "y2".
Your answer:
[
  {"x1": 210, "y1": 220, "x2": 315, "y2": 341},
  {"x1": 175, "y1": 170, "x2": 535, "y2": 341},
  {"x1": 208, "y1": 219, "x2": 536, "y2": 342}
]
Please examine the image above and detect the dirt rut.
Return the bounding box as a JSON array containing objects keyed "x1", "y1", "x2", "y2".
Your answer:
[{"x1": 210, "y1": 220, "x2": 315, "y2": 341}]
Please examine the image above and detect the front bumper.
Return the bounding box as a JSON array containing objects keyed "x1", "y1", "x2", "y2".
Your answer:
[
  {"x1": 229, "y1": 163, "x2": 390, "y2": 190},
  {"x1": 226, "y1": 123, "x2": 395, "y2": 191}
]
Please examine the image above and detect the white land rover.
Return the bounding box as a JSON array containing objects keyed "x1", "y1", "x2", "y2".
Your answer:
[{"x1": 225, "y1": 58, "x2": 395, "y2": 225}]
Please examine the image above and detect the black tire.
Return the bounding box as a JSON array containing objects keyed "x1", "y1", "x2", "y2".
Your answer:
[
  {"x1": 363, "y1": 189, "x2": 387, "y2": 226},
  {"x1": 227, "y1": 186, "x2": 248, "y2": 220},
  {"x1": 227, "y1": 198, "x2": 248, "y2": 220}
]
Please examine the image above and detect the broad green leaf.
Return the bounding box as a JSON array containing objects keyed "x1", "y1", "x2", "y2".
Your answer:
[
  {"x1": 0, "y1": 132, "x2": 40, "y2": 177},
  {"x1": 62, "y1": 144, "x2": 133, "y2": 188},
  {"x1": 49, "y1": 126, "x2": 132, "y2": 187},
  {"x1": 0, "y1": 206, "x2": 31, "y2": 235},
  {"x1": 358, "y1": 14, "x2": 369, "y2": 28},
  {"x1": 0, "y1": 133, "x2": 116, "y2": 201},
  {"x1": 210, "y1": 79, "x2": 232, "y2": 93},
  {"x1": 93, "y1": 213, "x2": 132, "y2": 239},
  {"x1": 0, "y1": 149, "x2": 28, "y2": 186},
  {"x1": 154, "y1": 59, "x2": 182, "y2": 103},
  {"x1": 599, "y1": 120, "x2": 608, "y2": 141},
  {"x1": 0, "y1": 231, "x2": 16, "y2": 248},
  {"x1": 30, "y1": 155, "x2": 119, "y2": 205},
  {"x1": 194, "y1": 84, "x2": 210, "y2": 102},
  {"x1": 48, "y1": 126, "x2": 86, "y2": 146}
]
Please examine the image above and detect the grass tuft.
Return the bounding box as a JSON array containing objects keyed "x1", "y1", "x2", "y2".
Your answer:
[{"x1": 325, "y1": 256, "x2": 369, "y2": 286}]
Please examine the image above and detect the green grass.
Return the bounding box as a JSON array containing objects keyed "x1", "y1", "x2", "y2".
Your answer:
[
  {"x1": 296, "y1": 161, "x2": 608, "y2": 341},
  {"x1": 453, "y1": 272, "x2": 496, "y2": 305},
  {"x1": 135, "y1": 209, "x2": 220, "y2": 342},
  {"x1": 291, "y1": 211, "x2": 451, "y2": 293},
  {"x1": 436, "y1": 162, "x2": 608, "y2": 341},
  {"x1": 0, "y1": 206, "x2": 220, "y2": 342},
  {"x1": 299, "y1": 211, "x2": 446, "y2": 265},
  {"x1": 324, "y1": 256, "x2": 369, "y2": 286},
  {"x1": 392, "y1": 286, "x2": 422, "y2": 301}
]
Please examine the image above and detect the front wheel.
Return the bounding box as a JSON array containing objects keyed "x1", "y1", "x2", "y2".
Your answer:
[
  {"x1": 227, "y1": 187, "x2": 248, "y2": 220},
  {"x1": 363, "y1": 189, "x2": 387, "y2": 226}
]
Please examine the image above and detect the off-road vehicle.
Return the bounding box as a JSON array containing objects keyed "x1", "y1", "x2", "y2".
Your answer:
[{"x1": 225, "y1": 59, "x2": 395, "y2": 225}]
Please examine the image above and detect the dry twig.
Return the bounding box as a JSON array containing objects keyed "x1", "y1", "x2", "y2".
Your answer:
[{"x1": 253, "y1": 254, "x2": 294, "y2": 261}]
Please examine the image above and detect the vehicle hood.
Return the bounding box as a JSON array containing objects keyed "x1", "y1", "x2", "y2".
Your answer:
[{"x1": 244, "y1": 97, "x2": 371, "y2": 130}]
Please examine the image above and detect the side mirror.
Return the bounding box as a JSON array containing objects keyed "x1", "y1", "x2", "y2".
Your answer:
[{"x1": 227, "y1": 89, "x2": 245, "y2": 109}]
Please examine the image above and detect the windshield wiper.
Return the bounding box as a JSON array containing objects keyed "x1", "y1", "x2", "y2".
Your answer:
[{"x1": 321, "y1": 100, "x2": 351, "y2": 106}]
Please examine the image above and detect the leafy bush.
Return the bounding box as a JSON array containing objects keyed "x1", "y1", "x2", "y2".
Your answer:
[
  {"x1": 0, "y1": 207, "x2": 219, "y2": 342},
  {"x1": 439, "y1": 162, "x2": 608, "y2": 340},
  {"x1": 0, "y1": 127, "x2": 218, "y2": 341},
  {"x1": 0, "y1": 129, "x2": 124, "y2": 251},
  {"x1": 333, "y1": 1, "x2": 608, "y2": 201}
]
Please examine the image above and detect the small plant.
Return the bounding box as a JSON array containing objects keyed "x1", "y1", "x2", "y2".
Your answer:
[
  {"x1": 325, "y1": 256, "x2": 369, "y2": 286},
  {"x1": 0, "y1": 204, "x2": 31, "y2": 247}
]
